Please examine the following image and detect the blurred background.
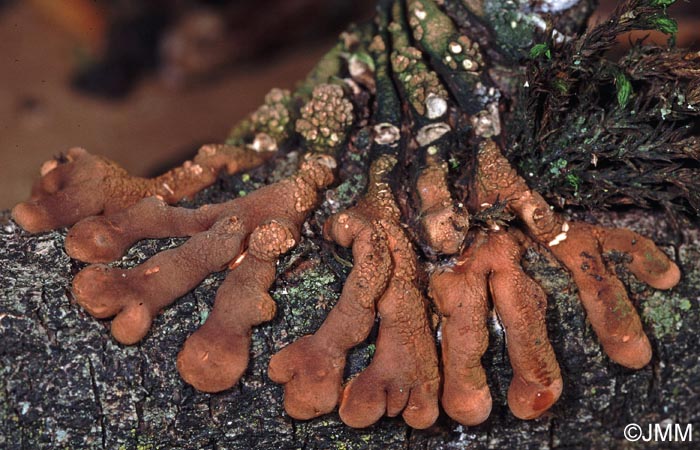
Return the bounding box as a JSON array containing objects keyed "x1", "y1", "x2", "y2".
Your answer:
[{"x1": 0, "y1": 0, "x2": 697, "y2": 210}]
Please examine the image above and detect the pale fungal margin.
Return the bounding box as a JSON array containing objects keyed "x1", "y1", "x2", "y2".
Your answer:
[
  {"x1": 426, "y1": 93, "x2": 448, "y2": 119},
  {"x1": 373, "y1": 123, "x2": 401, "y2": 146},
  {"x1": 535, "y1": 0, "x2": 582, "y2": 13},
  {"x1": 416, "y1": 122, "x2": 451, "y2": 146},
  {"x1": 471, "y1": 102, "x2": 502, "y2": 138},
  {"x1": 248, "y1": 133, "x2": 278, "y2": 153},
  {"x1": 348, "y1": 54, "x2": 373, "y2": 80}
]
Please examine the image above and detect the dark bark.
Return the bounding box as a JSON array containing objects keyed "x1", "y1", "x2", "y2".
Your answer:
[{"x1": 1, "y1": 158, "x2": 698, "y2": 449}]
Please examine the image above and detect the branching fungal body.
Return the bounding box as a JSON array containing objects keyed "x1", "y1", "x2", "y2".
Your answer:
[{"x1": 10, "y1": 0, "x2": 695, "y2": 430}]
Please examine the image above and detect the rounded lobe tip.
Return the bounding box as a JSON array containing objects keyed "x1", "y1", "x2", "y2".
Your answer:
[
  {"x1": 266, "y1": 354, "x2": 292, "y2": 384},
  {"x1": 402, "y1": 401, "x2": 439, "y2": 430},
  {"x1": 649, "y1": 262, "x2": 681, "y2": 291},
  {"x1": 65, "y1": 220, "x2": 123, "y2": 263},
  {"x1": 177, "y1": 331, "x2": 248, "y2": 393},
  {"x1": 282, "y1": 385, "x2": 339, "y2": 420},
  {"x1": 11, "y1": 202, "x2": 52, "y2": 234},
  {"x1": 442, "y1": 386, "x2": 493, "y2": 426},
  {"x1": 507, "y1": 377, "x2": 563, "y2": 420},
  {"x1": 110, "y1": 304, "x2": 153, "y2": 345},
  {"x1": 604, "y1": 333, "x2": 652, "y2": 370},
  {"x1": 268, "y1": 337, "x2": 344, "y2": 420},
  {"x1": 72, "y1": 265, "x2": 122, "y2": 318},
  {"x1": 338, "y1": 379, "x2": 386, "y2": 428}
]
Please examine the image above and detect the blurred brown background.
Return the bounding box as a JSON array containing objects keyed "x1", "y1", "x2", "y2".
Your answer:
[{"x1": 0, "y1": 0, "x2": 698, "y2": 210}]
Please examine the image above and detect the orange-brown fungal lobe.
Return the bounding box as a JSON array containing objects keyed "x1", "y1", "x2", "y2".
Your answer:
[
  {"x1": 71, "y1": 155, "x2": 335, "y2": 393},
  {"x1": 12, "y1": 142, "x2": 276, "y2": 234},
  {"x1": 430, "y1": 229, "x2": 562, "y2": 424},
  {"x1": 599, "y1": 228, "x2": 681, "y2": 291},
  {"x1": 544, "y1": 222, "x2": 673, "y2": 369},
  {"x1": 474, "y1": 139, "x2": 561, "y2": 242},
  {"x1": 270, "y1": 155, "x2": 440, "y2": 429},
  {"x1": 177, "y1": 220, "x2": 294, "y2": 392},
  {"x1": 416, "y1": 153, "x2": 469, "y2": 255},
  {"x1": 473, "y1": 138, "x2": 680, "y2": 370}
]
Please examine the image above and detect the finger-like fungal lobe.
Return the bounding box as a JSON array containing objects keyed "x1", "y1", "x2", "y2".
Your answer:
[
  {"x1": 416, "y1": 153, "x2": 469, "y2": 255},
  {"x1": 474, "y1": 139, "x2": 562, "y2": 242},
  {"x1": 473, "y1": 139, "x2": 681, "y2": 369},
  {"x1": 11, "y1": 141, "x2": 277, "y2": 234},
  {"x1": 430, "y1": 229, "x2": 562, "y2": 424},
  {"x1": 269, "y1": 155, "x2": 440, "y2": 429},
  {"x1": 543, "y1": 222, "x2": 680, "y2": 369},
  {"x1": 70, "y1": 154, "x2": 335, "y2": 392}
]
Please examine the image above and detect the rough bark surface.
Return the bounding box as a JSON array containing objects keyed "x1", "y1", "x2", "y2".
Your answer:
[{"x1": 1, "y1": 155, "x2": 698, "y2": 450}]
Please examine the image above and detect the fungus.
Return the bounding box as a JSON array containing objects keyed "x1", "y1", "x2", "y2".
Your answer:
[
  {"x1": 9, "y1": 0, "x2": 691, "y2": 433},
  {"x1": 416, "y1": 154, "x2": 468, "y2": 255},
  {"x1": 471, "y1": 139, "x2": 679, "y2": 370},
  {"x1": 295, "y1": 83, "x2": 354, "y2": 151},
  {"x1": 245, "y1": 88, "x2": 294, "y2": 143},
  {"x1": 11, "y1": 141, "x2": 275, "y2": 235},
  {"x1": 269, "y1": 155, "x2": 440, "y2": 429},
  {"x1": 69, "y1": 154, "x2": 335, "y2": 391},
  {"x1": 430, "y1": 229, "x2": 562, "y2": 423}
]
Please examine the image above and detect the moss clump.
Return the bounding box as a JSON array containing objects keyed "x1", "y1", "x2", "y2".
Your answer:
[{"x1": 507, "y1": 0, "x2": 700, "y2": 223}]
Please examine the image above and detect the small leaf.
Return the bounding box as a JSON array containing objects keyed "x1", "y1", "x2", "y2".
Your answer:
[
  {"x1": 650, "y1": 16, "x2": 678, "y2": 35},
  {"x1": 530, "y1": 43, "x2": 549, "y2": 59},
  {"x1": 549, "y1": 158, "x2": 568, "y2": 175},
  {"x1": 553, "y1": 78, "x2": 569, "y2": 94},
  {"x1": 566, "y1": 173, "x2": 581, "y2": 193},
  {"x1": 616, "y1": 72, "x2": 633, "y2": 108},
  {"x1": 649, "y1": 0, "x2": 675, "y2": 7}
]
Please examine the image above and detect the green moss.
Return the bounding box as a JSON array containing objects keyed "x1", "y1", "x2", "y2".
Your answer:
[
  {"x1": 650, "y1": 0, "x2": 675, "y2": 6},
  {"x1": 548, "y1": 158, "x2": 568, "y2": 176},
  {"x1": 566, "y1": 173, "x2": 581, "y2": 194},
  {"x1": 297, "y1": 42, "x2": 345, "y2": 98},
  {"x1": 648, "y1": 16, "x2": 678, "y2": 35},
  {"x1": 407, "y1": 0, "x2": 456, "y2": 56},
  {"x1": 530, "y1": 43, "x2": 551, "y2": 60},
  {"x1": 274, "y1": 263, "x2": 340, "y2": 336},
  {"x1": 615, "y1": 72, "x2": 633, "y2": 108},
  {"x1": 366, "y1": 344, "x2": 376, "y2": 358}
]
